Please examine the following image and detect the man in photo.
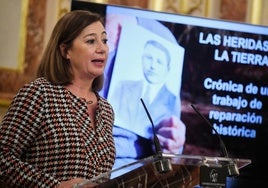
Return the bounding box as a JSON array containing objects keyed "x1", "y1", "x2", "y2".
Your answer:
[{"x1": 107, "y1": 19, "x2": 186, "y2": 168}]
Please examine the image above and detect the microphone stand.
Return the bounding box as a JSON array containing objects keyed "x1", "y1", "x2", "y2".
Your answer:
[
  {"x1": 140, "y1": 98, "x2": 172, "y2": 173},
  {"x1": 191, "y1": 104, "x2": 239, "y2": 177}
]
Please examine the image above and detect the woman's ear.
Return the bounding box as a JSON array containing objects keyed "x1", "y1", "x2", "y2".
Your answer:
[{"x1": 60, "y1": 44, "x2": 68, "y2": 59}]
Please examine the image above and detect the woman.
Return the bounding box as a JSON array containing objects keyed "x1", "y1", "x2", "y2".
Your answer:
[{"x1": 0, "y1": 10, "x2": 115, "y2": 188}]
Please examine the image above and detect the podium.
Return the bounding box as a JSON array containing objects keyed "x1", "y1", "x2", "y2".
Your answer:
[{"x1": 78, "y1": 153, "x2": 251, "y2": 188}]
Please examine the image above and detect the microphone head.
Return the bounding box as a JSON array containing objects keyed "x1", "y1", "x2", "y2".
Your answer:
[
  {"x1": 226, "y1": 162, "x2": 240, "y2": 177},
  {"x1": 153, "y1": 157, "x2": 173, "y2": 173}
]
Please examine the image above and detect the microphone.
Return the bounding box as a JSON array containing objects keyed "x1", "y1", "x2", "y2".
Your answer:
[
  {"x1": 140, "y1": 98, "x2": 172, "y2": 173},
  {"x1": 190, "y1": 104, "x2": 228, "y2": 158},
  {"x1": 190, "y1": 104, "x2": 239, "y2": 177},
  {"x1": 140, "y1": 98, "x2": 162, "y2": 155}
]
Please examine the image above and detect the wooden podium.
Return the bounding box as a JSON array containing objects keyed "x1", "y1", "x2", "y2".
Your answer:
[{"x1": 77, "y1": 153, "x2": 251, "y2": 188}]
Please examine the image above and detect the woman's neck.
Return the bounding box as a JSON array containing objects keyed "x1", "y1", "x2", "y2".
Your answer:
[{"x1": 66, "y1": 81, "x2": 95, "y2": 103}]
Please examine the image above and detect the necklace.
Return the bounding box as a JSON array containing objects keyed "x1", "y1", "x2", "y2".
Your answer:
[
  {"x1": 80, "y1": 97, "x2": 93, "y2": 105},
  {"x1": 86, "y1": 100, "x2": 93, "y2": 104}
]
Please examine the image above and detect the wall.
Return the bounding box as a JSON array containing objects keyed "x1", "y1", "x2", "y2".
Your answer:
[{"x1": 0, "y1": 0, "x2": 47, "y2": 119}]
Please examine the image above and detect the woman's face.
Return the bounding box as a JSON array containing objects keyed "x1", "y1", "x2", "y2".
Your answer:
[{"x1": 66, "y1": 21, "x2": 109, "y2": 80}]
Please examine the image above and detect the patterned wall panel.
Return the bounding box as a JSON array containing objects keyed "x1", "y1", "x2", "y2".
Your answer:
[{"x1": 0, "y1": 0, "x2": 47, "y2": 106}]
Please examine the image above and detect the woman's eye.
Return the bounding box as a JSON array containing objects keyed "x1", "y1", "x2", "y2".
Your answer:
[
  {"x1": 86, "y1": 39, "x2": 95, "y2": 44},
  {"x1": 103, "y1": 39, "x2": 108, "y2": 44}
]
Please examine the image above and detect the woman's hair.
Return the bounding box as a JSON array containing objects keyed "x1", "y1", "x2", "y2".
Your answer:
[{"x1": 37, "y1": 10, "x2": 105, "y2": 91}]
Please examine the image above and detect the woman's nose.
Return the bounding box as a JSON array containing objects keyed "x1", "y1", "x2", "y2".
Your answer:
[{"x1": 96, "y1": 40, "x2": 108, "y2": 53}]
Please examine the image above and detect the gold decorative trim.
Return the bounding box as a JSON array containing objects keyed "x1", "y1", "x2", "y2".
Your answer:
[
  {"x1": 18, "y1": 0, "x2": 29, "y2": 72},
  {"x1": 0, "y1": 99, "x2": 11, "y2": 107},
  {"x1": 148, "y1": 0, "x2": 165, "y2": 11},
  {"x1": 57, "y1": 0, "x2": 71, "y2": 19},
  {"x1": 248, "y1": 0, "x2": 262, "y2": 25}
]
